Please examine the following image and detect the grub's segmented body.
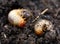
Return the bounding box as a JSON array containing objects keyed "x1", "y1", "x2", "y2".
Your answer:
[
  {"x1": 34, "y1": 19, "x2": 54, "y2": 35},
  {"x1": 8, "y1": 9, "x2": 32, "y2": 27}
]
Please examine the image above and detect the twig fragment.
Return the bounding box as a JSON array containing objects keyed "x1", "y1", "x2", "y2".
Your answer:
[{"x1": 32, "y1": 8, "x2": 48, "y2": 22}]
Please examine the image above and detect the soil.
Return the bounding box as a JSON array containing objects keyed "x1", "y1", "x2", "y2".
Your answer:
[{"x1": 0, "y1": 0, "x2": 60, "y2": 44}]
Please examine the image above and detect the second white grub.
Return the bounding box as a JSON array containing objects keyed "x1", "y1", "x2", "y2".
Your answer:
[{"x1": 34, "y1": 19, "x2": 54, "y2": 35}]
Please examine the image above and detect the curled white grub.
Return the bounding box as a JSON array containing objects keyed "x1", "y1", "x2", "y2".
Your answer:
[{"x1": 34, "y1": 19, "x2": 54, "y2": 35}]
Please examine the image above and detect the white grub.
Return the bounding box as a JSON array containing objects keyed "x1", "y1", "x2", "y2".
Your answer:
[
  {"x1": 34, "y1": 19, "x2": 54, "y2": 35},
  {"x1": 8, "y1": 9, "x2": 32, "y2": 27}
]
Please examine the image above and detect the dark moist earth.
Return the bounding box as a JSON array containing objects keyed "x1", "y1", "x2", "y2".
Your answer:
[{"x1": 0, "y1": 0, "x2": 60, "y2": 44}]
